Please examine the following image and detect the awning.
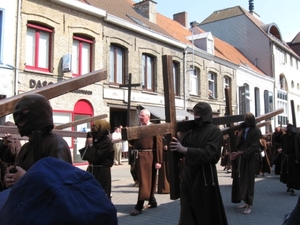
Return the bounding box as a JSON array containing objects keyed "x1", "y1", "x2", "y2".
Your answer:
[{"x1": 139, "y1": 105, "x2": 193, "y2": 121}]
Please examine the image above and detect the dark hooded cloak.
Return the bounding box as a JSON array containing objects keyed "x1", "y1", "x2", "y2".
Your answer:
[
  {"x1": 232, "y1": 112, "x2": 261, "y2": 206},
  {"x1": 13, "y1": 94, "x2": 54, "y2": 137},
  {"x1": 0, "y1": 122, "x2": 22, "y2": 191},
  {"x1": 178, "y1": 102, "x2": 228, "y2": 225},
  {"x1": 79, "y1": 119, "x2": 114, "y2": 197},
  {"x1": 13, "y1": 94, "x2": 72, "y2": 171}
]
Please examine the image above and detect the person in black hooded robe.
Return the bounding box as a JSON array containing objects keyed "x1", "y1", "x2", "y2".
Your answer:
[
  {"x1": 230, "y1": 112, "x2": 261, "y2": 214},
  {"x1": 79, "y1": 119, "x2": 114, "y2": 198},
  {"x1": 170, "y1": 102, "x2": 228, "y2": 225},
  {"x1": 4, "y1": 94, "x2": 72, "y2": 188},
  {"x1": 0, "y1": 121, "x2": 22, "y2": 191},
  {"x1": 278, "y1": 124, "x2": 300, "y2": 196}
]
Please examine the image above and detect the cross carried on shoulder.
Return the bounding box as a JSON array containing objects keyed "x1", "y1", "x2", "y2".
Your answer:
[{"x1": 121, "y1": 55, "x2": 283, "y2": 200}]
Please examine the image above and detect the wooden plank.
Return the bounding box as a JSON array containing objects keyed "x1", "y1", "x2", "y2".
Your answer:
[
  {"x1": 162, "y1": 55, "x2": 180, "y2": 200},
  {"x1": 0, "y1": 125, "x2": 87, "y2": 138},
  {"x1": 121, "y1": 121, "x2": 172, "y2": 140},
  {"x1": 222, "y1": 108, "x2": 284, "y2": 135},
  {"x1": 256, "y1": 120, "x2": 272, "y2": 128},
  {"x1": 0, "y1": 69, "x2": 107, "y2": 117},
  {"x1": 119, "y1": 73, "x2": 140, "y2": 127},
  {"x1": 176, "y1": 115, "x2": 244, "y2": 132},
  {"x1": 55, "y1": 114, "x2": 108, "y2": 130}
]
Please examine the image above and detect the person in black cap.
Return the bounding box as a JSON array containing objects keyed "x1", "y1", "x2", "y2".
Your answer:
[
  {"x1": 170, "y1": 102, "x2": 228, "y2": 225},
  {"x1": 4, "y1": 94, "x2": 72, "y2": 188},
  {"x1": 0, "y1": 157, "x2": 117, "y2": 225},
  {"x1": 79, "y1": 119, "x2": 114, "y2": 198}
]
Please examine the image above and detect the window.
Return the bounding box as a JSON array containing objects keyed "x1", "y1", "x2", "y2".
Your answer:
[
  {"x1": 173, "y1": 61, "x2": 180, "y2": 96},
  {"x1": 207, "y1": 39, "x2": 214, "y2": 54},
  {"x1": 208, "y1": 72, "x2": 217, "y2": 99},
  {"x1": 223, "y1": 76, "x2": 231, "y2": 99},
  {"x1": 290, "y1": 55, "x2": 293, "y2": 67},
  {"x1": 244, "y1": 83, "x2": 250, "y2": 113},
  {"x1": 254, "y1": 87, "x2": 260, "y2": 117},
  {"x1": 264, "y1": 90, "x2": 273, "y2": 114},
  {"x1": 110, "y1": 45, "x2": 126, "y2": 84},
  {"x1": 72, "y1": 35, "x2": 93, "y2": 76},
  {"x1": 279, "y1": 75, "x2": 287, "y2": 91},
  {"x1": 142, "y1": 54, "x2": 155, "y2": 91},
  {"x1": 190, "y1": 67, "x2": 200, "y2": 95},
  {"x1": 277, "y1": 47, "x2": 286, "y2": 64},
  {"x1": 277, "y1": 90, "x2": 288, "y2": 126},
  {"x1": 26, "y1": 23, "x2": 52, "y2": 72}
]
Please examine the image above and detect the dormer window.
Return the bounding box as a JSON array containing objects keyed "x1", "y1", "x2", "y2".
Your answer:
[{"x1": 187, "y1": 32, "x2": 214, "y2": 55}]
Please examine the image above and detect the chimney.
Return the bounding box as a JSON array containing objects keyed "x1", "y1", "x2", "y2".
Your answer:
[
  {"x1": 134, "y1": 0, "x2": 157, "y2": 24},
  {"x1": 173, "y1": 12, "x2": 188, "y2": 28},
  {"x1": 248, "y1": 0, "x2": 260, "y2": 20},
  {"x1": 249, "y1": 0, "x2": 254, "y2": 13}
]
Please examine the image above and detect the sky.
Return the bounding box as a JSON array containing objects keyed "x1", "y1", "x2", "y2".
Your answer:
[{"x1": 149, "y1": 0, "x2": 300, "y2": 42}]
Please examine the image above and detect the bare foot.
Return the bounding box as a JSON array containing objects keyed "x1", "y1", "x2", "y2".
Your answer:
[
  {"x1": 243, "y1": 207, "x2": 252, "y2": 214},
  {"x1": 237, "y1": 203, "x2": 248, "y2": 209}
]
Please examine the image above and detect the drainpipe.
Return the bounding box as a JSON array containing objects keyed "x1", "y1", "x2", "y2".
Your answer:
[
  {"x1": 183, "y1": 49, "x2": 187, "y2": 110},
  {"x1": 14, "y1": 0, "x2": 21, "y2": 96}
]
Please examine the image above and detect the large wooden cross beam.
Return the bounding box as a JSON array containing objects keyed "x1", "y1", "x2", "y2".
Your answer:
[
  {"x1": 0, "y1": 125, "x2": 87, "y2": 139},
  {"x1": 119, "y1": 73, "x2": 140, "y2": 127},
  {"x1": 55, "y1": 114, "x2": 108, "y2": 130},
  {"x1": 0, "y1": 69, "x2": 107, "y2": 118}
]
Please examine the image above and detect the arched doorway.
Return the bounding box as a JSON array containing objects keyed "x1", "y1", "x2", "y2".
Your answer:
[{"x1": 73, "y1": 100, "x2": 93, "y2": 163}]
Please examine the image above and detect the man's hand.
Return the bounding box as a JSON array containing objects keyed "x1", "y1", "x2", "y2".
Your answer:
[
  {"x1": 155, "y1": 163, "x2": 161, "y2": 169},
  {"x1": 4, "y1": 166, "x2": 26, "y2": 188},
  {"x1": 2, "y1": 134, "x2": 12, "y2": 146},
  {"x1": 230, "y1": 151, "x2": 242, "y2": 161},
  {"x1": 170, "y1": 137, "x2": 187, "y2": 154},
  {"x1": 87, "y1": 137, "x2": 93, "y2": 147}
]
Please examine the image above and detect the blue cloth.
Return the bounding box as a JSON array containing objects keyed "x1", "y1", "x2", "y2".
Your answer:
[
  {"x1": 284, "y1": 195, "x2": 300, "y2": 225},
  {"x1": 0, "y1": 157, "x2": 117, "y2": 225},
  {"x1": 244, "y1": 127, "x2": 250, "y2": 140},
  {"x1": 0, "y1": 188, "x2": 11, "y2": 209}
]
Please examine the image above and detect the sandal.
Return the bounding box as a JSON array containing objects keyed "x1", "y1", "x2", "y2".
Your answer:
[{"x1": 130, "y1": 209, "x2": 142, "y2": 216}]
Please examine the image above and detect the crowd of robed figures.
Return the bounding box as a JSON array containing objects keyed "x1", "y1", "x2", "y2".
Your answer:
[{"x1": 1, "y1": 94, "x2": 300, "y2": 224}]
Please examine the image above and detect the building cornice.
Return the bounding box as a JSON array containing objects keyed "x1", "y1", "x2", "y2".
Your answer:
[
  {"x1": 105, "y1": 13, "x2": 187, "y2": 49},
  {"x1": 50, "y1": 0, "x2": 106, "y2": 17},
  {"x1": 51, "y1": 0, "x2": 187, "y2": 50}
]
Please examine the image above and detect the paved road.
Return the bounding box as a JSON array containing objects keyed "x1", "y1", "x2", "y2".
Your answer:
[{"x1": 79, "y1": 162, "x2": 297, "y2": 225}]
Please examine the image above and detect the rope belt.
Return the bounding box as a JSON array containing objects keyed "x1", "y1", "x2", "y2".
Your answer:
[
  {"x1": 134, "y1": 149, "x2": 154, "y2": 151},
  {"x1": 88, "y1": 164, "x2": 107, "y2": 174},
  {"x1": 132, "y1": 149, "x2": 154, "y2": 161}
]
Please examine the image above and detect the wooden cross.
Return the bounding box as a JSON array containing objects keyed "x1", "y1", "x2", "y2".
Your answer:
[
  {"x1": 0, "y1": 69, "x2": 107, "y2": 118},
  {"x1": 119, "y1": 73, "x2": 140, "y2": 127},
  {"x1": 0, "y1": 69, "x2": 107, "y2": 142},
  {"x1": 0, "y1": 125, "x2": 88, "y2": 139},
  {"x1": 55, "y1": 114, "x2": 108, "y2": 130}
]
